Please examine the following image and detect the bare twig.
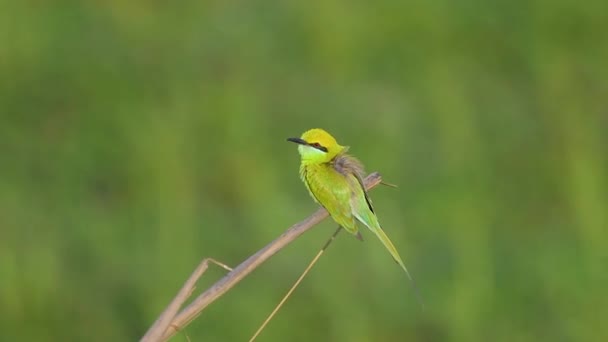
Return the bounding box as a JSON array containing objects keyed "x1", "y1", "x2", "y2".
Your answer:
[
  {"x1": 380, "y1": 180, "x2": 398, "y2": 188},
  {"x1": 141, "y1": 259, "x2": 232, "y2": 342},
  {"x1": 141, "y1": 172, "x2": 383, "y2": 342}
]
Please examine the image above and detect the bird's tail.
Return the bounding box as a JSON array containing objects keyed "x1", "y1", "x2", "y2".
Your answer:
[{"x1": 371, "y1": 226, "x2": 425, "y2": 309}]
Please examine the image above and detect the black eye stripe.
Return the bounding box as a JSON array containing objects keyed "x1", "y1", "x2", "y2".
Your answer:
[{"x1": 308, "y1": 142, "x2": 328, "y2": 152}]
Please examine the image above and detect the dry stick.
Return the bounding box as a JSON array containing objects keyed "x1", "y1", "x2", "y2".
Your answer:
[
  {"x1": 249, "y1": 226, "x2": 343, "y2": 342},
  {"x1": 141, "y1": 259, "x2": 232, "y2": 342},
  {"x1": 144, "y1": 172, "x2": 383, "y2": 342},
  {"x1": 380, "y1": 181, "x2": 398, "y2": 188}
]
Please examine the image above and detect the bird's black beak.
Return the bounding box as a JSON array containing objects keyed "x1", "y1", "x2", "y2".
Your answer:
[{"x1": 287, "y1": 137, "x2": 308, "y2": 145}]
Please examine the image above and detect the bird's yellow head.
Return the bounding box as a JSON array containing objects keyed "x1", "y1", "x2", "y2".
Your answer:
[{"x1": 287, "y1": 128, "x2": 346, "y2": 163}]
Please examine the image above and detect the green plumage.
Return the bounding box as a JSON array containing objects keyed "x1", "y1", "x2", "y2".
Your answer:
[
  {"x1": 300, "y1": 153, "x2": 410, "y2": 275},
  {"x1": 300, "y1": 153, "x2": 366, "y2": 233},
  {"x1": 288, "y1": 128, "x2": 417, "y2": 288}
]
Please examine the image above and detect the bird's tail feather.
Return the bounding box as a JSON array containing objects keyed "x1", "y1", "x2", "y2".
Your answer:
[{"x1": 370, "y1": 225, "x2": 426, "y2": 309}]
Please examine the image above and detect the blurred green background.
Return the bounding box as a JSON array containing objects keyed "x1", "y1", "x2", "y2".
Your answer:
[{"x1": 1, "y1": 1, "x2": 607, "y2": 341}]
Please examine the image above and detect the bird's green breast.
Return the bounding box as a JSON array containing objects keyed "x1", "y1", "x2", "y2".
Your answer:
[{"x1": 299, "y1": 163, "x2": 356, "y2": 231}]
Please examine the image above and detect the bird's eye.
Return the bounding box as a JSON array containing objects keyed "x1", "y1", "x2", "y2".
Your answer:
[{"x1": 309, "y1": 142, "x2": 327, "y2": 152}]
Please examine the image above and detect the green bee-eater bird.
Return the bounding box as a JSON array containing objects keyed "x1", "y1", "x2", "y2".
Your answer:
[{"x1": 287, "y1": 128, "x2": 417, "y2": 287}]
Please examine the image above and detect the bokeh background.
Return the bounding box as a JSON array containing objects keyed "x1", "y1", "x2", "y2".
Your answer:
[{"x1": 1, "y1": 1, "x2": 607, "y2": 341}]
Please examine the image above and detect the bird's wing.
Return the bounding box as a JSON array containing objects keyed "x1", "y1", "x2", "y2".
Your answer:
[
  {"x1": 347, "y1": 172, "x2": 382, "y2": 230},
  {"x1": 332, "y1": 154, "x2": 377, "y2": 219}
]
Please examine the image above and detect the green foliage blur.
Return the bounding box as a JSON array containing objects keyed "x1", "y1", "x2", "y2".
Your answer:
[{"x1": 1, "y1": 1, "x2": 606, "y2": 341}]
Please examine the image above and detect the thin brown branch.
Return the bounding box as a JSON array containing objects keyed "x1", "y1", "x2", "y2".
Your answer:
[
  {"x1": 141, "y1": 259, "x2": 232, "y2": 342},
  {"x1": 140, "y1": 172, "x2": 383, "y2": 342}
]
